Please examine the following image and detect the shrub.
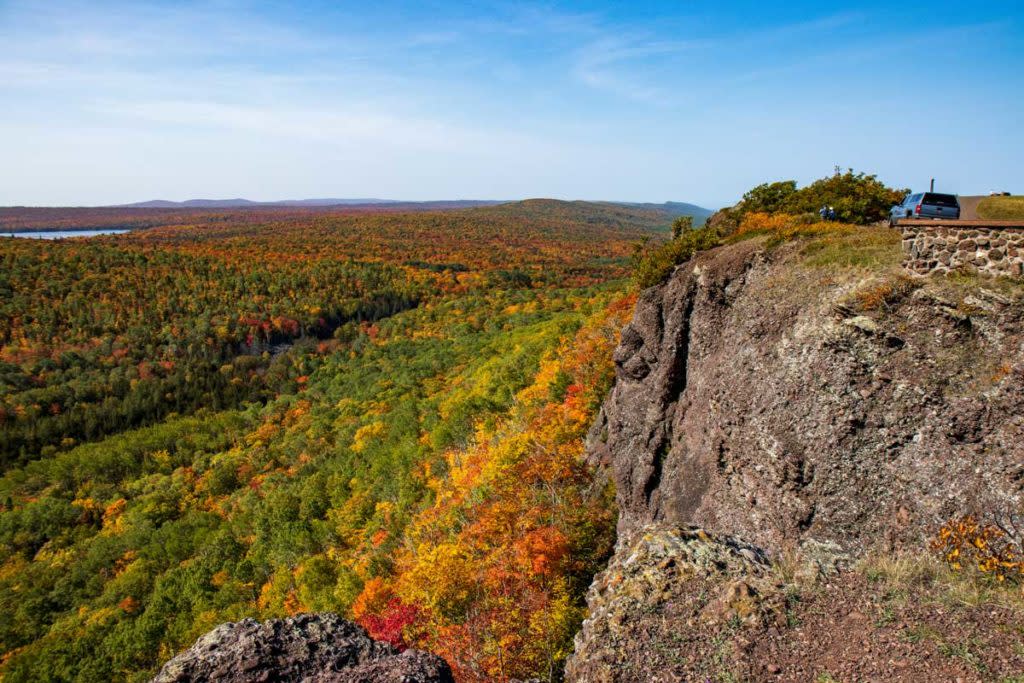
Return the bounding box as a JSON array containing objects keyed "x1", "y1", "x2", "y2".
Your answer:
[
  {"x1": 705, "y1": 206, "x2": 740, "y2": 236},
  {"x1": 785, "y1": 170, "x2": 906, "y2": 225},
  {"x1": 846, "y1": 275, "x2": 920, "y2": 312},
  {"x1": 725, "y1": 170, "x2": 908, "y2": 227},
  {"x1": 731, "y1": 212, "x2": 856, "y2": 245},
  {"x1": 670, "y1": 215, "x2": 693, "y2": 240},
  {"x1": 632, "y1": 227, "x2": 721, "y2": 289},
  {"x1": 733, "y1": 211, "x2": 796, "y2": 239},
  {"x1": 740, "y1": 180, "x2": 798, "y2": 214},
  {"x1": 931, "y1": 514, "x2": 1024, "y2": 583}
]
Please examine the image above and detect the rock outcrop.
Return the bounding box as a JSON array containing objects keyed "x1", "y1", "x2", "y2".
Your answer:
[
  {"x1": 568, "y1": 237, "x2": 1024, "y2": 680},
  {"x1": 586, "y1": 238, "x2": 1023, "y2": 552},
  {"x1": 566, "y1": 525, "x2": 774, "y2": 682},
  {"x1": 151, "y1": 613, "x2": 453, "y2": 683}
]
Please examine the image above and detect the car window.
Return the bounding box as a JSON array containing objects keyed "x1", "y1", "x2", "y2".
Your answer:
[{"x1": 923, "y1": 193, "x2": 958, "y2": 206}]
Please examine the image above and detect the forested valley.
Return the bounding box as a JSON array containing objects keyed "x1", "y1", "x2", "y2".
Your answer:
[{"x1": 0, "y1": 200, "x2": 668, "y2": 682}]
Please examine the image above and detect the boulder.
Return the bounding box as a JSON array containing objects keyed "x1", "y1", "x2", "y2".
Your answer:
[{"x1": 151, "y1": 613, "x2": 453, "y2": 683}]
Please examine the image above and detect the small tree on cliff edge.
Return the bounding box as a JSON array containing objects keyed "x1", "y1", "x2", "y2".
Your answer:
[{"x1": 671, "y1": 215, "x2": 694, "y2": 240}]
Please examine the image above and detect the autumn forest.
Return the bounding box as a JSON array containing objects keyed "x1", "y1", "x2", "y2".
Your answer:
[{"x1": 0, "y1": 201, "x2": 671, "y2": 682}]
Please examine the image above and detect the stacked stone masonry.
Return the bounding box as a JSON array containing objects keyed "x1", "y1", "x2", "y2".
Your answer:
[{"x1": 901, "y1": 221, "x2": 1024, "y2": 277}]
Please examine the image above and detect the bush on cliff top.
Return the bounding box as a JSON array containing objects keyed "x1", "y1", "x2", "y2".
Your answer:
[
  {"x1": 631, "y1": 210, "x2": 902, "y2": 289},
  {"x1": 720, "y1": 170, "x2": 907, "y2": 226},
  {"x1": 631, "y1": 226, "x2": 721, "y2": 289},
  {"x1": 631, "y1": 169, "x2": 905, "y2": 289}
]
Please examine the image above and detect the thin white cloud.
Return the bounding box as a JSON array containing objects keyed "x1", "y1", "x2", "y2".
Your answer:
[
  {"x1": 88, "y1": 98, "x2": 552, "y2": 155},
  {"x1": 0, "y1": 0, "x2": 330, "y2": 59},
  {"x1": 572, "y1": 37, "x2": 707, "y2": 102}
]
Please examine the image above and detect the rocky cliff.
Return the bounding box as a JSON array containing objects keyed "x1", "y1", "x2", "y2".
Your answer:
[
  {"x1": 588, "y1": 238, "x2": 1022, "y2": 549},
  {"x1": 568, "y1": 236, "x2": 1024, "y2": 681}
]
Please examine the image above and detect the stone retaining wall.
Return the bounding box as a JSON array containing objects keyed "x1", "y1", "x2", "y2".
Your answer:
[{"x1": 900, "y1": 220, "x2": 1024, "y2": 277}]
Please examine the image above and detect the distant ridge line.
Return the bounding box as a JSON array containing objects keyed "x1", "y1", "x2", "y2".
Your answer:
[
  {"x1": 120, "y1": 198, "x2": 410, "y2": 208},
  {"x1": 112, "y1": 198, "x2": 714, "y2": 217}
]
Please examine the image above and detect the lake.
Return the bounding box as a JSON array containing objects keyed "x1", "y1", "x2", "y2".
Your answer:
[{"x1": 0, "y1": 229, "x2": 130, "y2": 240}]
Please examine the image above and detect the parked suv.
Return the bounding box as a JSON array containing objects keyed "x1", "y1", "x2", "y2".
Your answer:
[{"x1": 889, "y1": 192, "x2": 960, "y2": 226}]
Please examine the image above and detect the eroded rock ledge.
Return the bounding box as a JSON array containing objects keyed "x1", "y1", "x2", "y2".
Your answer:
[
  {"x1": 151, "y1": 613, "x2": 453, "y2": 683},
  {"x1": 565, "y1": 525, "x2": 774, "y2": 682}
]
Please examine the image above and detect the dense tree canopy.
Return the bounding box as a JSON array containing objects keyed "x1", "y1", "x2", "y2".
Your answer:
[{"x1": 0, "y1": 201, "x2": 662, "y2": 682}]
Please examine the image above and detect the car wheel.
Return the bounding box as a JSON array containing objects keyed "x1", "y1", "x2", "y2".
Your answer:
[{"x1": 888, "y1": 217, "x2": 896, "y2": 228}]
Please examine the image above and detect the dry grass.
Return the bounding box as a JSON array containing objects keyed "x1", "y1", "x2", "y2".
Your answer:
[
  {"x1": 797, "y1": 228, "x2": 901, "y2": 271},
  {"x1": 937, "y1": 271, "x2": 1024, "y2": 300},
  {"x1": 858, "y1": 552, "x2": 1024, "y2": 612},
  {"x1": 770, "y1": 548, "x2": 805, "y2": 586},
  {"x1": 728, "y1": 212, "x2": 902, "y2": 271},
  {"x1": 843, "y1": 274, "x2": 921, "y2": 312},
  {"x1": 728, "y1": 212, "x2": 858, "y2": 245},
  {"x1": 977, "y1": 196, "x2": 1024, "y2": 221}
]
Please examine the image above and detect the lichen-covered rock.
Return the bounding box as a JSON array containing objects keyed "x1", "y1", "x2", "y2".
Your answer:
[
  {"x1": 151, "y1": 613, "x2": 453, "y2": 683},
  {"x1": 564, "y1": 525, "x2": 774, "y2": 682}
]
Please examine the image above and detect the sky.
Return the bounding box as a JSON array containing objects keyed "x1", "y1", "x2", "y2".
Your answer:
[{"x1": 1, "y1": 0, "x2": 1022, "y2": 207}]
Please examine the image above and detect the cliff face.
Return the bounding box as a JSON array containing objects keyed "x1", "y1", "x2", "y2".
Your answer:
[
  {"x1": 587, "y1": 239, "x2": 1022, "y2": 550},
  {"x1": 568, "y1": 237, "x2": 1024, "y2": 681}
]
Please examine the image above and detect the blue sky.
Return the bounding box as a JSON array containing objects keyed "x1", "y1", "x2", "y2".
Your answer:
[{"x1": 1, "y1": 0, "x2": 1021, "y2": 207}]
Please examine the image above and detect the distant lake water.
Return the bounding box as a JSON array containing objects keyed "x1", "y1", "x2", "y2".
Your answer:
[{"x1": 0, "y1": 229, "x2": 130, "y2": 240}]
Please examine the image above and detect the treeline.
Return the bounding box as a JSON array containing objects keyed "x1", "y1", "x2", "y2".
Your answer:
[{"x1": 123, "y1": 200, "x2": 664, "y2": 287}]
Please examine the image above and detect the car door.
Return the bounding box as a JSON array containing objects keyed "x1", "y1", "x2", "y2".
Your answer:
[
  {"x1": 905, "y1": 194, "x2": 919, "y2": 218},
  {"x1": 892, "y1": 195, "x2": 909, "y2": 220}
]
